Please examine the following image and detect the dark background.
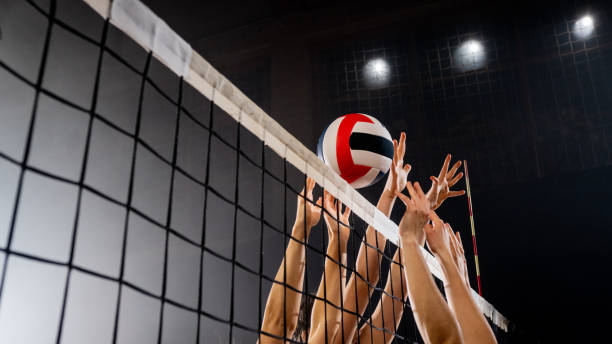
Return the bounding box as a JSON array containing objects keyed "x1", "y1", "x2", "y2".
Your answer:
[
  {"x1": 139, "y1": 0, "x2": 612, "y2": 342},
  {"x1": 1, "y1": 0, "x2": 610, "y2": 342}
]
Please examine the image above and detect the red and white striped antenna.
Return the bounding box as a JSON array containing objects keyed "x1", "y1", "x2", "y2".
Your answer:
[{"x1": 463, "y1": 160, "x2": 482, "y2": 296}]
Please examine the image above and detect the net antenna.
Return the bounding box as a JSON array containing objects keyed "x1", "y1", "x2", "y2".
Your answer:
[
  {"x1": 84, "y1": 0, "x2": 508, "y2": 331},
  {"x1": 463, "y1": 160, "x2": 483, "y2": 296}
]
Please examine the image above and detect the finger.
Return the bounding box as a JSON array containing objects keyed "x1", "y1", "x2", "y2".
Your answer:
[
  {"x1": 405, "y1": 182, "x2": 418, "y2": 201},
  {"x1": 449, "y1": 230, "x2": 458, "y2": 248},
  {"x1": 424, "y1": 223, "x2": 434, "y2": 234},
  {"x1": 456, "y1": 232, "x2": 464, "y2": 250},
  {"x1": 307, "y1": 180, "x2": 315, "y2": 200},
  {"x1": 413, "y1": 182, "x2": 426, "y2": 200},
  {"x1": 448, "y1": 190, "x2": 466, "y2": 198},
  {"x1": 342, "y1": 205, "x2": 351, "y2": 220},
  {"x1": 445, "y1": 222, "x2": 454, "y2": 233},
  {"x1": 428, "y1": 210, "x2": 442, "y2": 225},
  {"x1": 403, "y1": 164, "x2": 412, "y2": 175},
  {"x1": 443, "y1": 222, "x2": 451, "y2": 234},
  {"x1": 448, "y1": 172, "x2": 463, "y2": 187},
  {"x1": 429, "y1": 176, "x2": 439, "y2": 190},
  {"x1": 439, "y1": 154, "x2": 451, "y2": 180},
  {"x1": 392, "y1": 139, "x2": 398, "y2": 163},
  {"x1": 330, "y1": 192, "x2": 337, "y2": 206},
  {"x1": 324, "y1": 192, "x2": 335, "y2": 211},
  {"x1": 446, "y1": 224, "x2": 458, "y2": 246},
  {"x1": 399, "y1": 132, "x2": 406, "y2": 159},
  {"x1": 448, "y1": 160, "x2": 462, "y2": 179},
  {"x1": 314, "y1": 197, "x2": 322, "y2": 213},
  {"x1": 307, "y1": 177, "x2": 316, "y2": 196}
]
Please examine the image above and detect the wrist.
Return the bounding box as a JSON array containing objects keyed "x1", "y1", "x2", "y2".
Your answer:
[
  {"x1": 381, "y1": 188, "x2": 396, "y2": 200},
  {"x1": 426, "y1": 189, "x2": 437, "y2": 209},
  {"x1": 292, "y1": 222, "x2": 311, "y2": 239},
  {"x1": 434, "y1": 250, "x2": 453, "y2": 265},
  {"x1": 400, "y1": 232, "x2": 420, "y2": 248}
]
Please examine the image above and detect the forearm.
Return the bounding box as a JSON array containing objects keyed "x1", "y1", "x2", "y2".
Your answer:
[
  {"x1": 310, "y1": 236, "x2": 343, "y2": 343},
  {"x1": 354, "y1": 189, "x2": 395, "y2": 300},
  {"x1": 339, "y1": 190, "x2": 394, "y2": 343},
  {"x1": 401, "y1": 240, "x2": 463, "y2": 344},
  {"x1": 382, "y1": 250, "x2": 408, "y2": 335},
  {"x1": 438, "y1": 253, "x2": 497, "y2": 344},
  {"x1": 261, "y1": 224, "x2": 308, "y2": 341},
  {"x1": 360, "y1": 249, "x2": 408, "y2": 344}
]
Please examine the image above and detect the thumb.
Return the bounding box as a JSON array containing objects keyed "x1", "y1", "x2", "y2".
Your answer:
[
  {"x1": 342, "y1": 205, "x2": 351, "y2": 219},
  {"x1": 403, "y1": 164, "x2": 412, "y2": 174},
  {"x1": 424, "y1": 222, "x2": 434, "y2": 235},
  {"x1": 430, "y1": 176, "x2": 439, "y2": 189}
]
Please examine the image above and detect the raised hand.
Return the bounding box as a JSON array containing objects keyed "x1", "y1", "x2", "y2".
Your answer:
[
  {"x1": 384, "y1": 132, "x2": 412, "y2": 195},
  {"x1": 323, "y1": 191, "x2": 351, "y2": 246},
  {"x1": 448, "y1": 225, "x2": 470, "y2": 289},
  {"x1": 395, "y1": 182, "x2": 431, "y2": 246},
  {"x1": 296, "y1": 177, "x2": 322, "y2": 230},
  {"x1": 424, "y1": 210, "x2": 452, "y2": 257},
  {"x1": 427, "y1": 154, "x2": 465, "y2": 210}
]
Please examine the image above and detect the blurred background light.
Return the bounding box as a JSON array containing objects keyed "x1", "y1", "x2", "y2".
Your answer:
[
  {"x1": 454, "y1": 39, "x2": 486, "y2": 72},
  {"x1": 574, "y1": 15, "x2": 595, "y2": 39},
  {"x1": 363, "y1": 58, "x2": 390, "y2": 88}
]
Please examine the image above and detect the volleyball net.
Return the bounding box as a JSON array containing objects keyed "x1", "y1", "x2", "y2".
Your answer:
[{"x1": 0, "y1": 0, "x2": 509, "y2": 342}]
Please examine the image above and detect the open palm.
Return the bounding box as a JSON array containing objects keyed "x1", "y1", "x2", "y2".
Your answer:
[{"x1": 428, "y1": 154, "x2": 465, "y2": 210}]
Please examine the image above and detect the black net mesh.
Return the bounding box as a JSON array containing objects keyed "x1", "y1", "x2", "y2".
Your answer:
[{"x1": 0, "y1": 0, "x2": 512, "y2": 343}]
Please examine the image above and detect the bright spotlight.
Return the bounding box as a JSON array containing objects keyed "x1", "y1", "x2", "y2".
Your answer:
[
  {"x1": 574, "y1": 15, "x2": 595, "y2": 39},
  {"x1": 364, "y1": 58, "x2": 390, "y2": 88},
  {"x1": 454, "y1": 39, "x2": 486, "y2": 72}
]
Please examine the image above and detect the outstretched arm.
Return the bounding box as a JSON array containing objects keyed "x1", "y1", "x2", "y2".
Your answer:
[
  {"x1": 426, "y1": 218, "x2": 497, "y2": 344},
  {"x1": 397, "y1": 183, "x2": 463, "y2": 344},
  {"x1": 339, "y1": 133, "x2": 411, "y2": 344},
  {"x1": 309, "y1": 193, "x2": 351, "y2": 344},
  {"x1": 260, "y1": 178, "x2": 322, "y2": 344},
  {"x1": 358, "y1": 247, "x2": 408, "y2": 344}
]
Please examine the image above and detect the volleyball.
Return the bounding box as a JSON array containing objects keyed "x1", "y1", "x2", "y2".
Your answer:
[{"x1": 317, "y1": 113, "x2": 394, "y2": 189}]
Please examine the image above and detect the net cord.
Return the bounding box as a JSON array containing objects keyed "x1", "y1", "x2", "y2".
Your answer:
[{"x1": 78, "y1": 0, "x2": 508, "y2": 331}]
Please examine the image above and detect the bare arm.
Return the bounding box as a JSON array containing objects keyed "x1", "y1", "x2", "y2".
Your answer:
[
  {"x1": 309, "y1": 193, "x2": 351, "y2": 344},
  {"x1": 260, "y1": 178, "x2": 322, "y2": 344},
  {"x1": 397, "y1": 184, "x2": 463, "y2": 344},
  {"x1": 358, "y1": 248, "x2": 408, "y2": 344},
  {"x1": 428, "y1": 220, "x2": 497, "y2": 344},
  {"x1": 339, "y1": 133, "x2": 411, "y2": 344}
]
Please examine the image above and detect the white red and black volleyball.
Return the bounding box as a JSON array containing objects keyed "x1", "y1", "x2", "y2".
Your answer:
[{"x1": 317, "y1": 113, "x2": 394, "y2": 189}]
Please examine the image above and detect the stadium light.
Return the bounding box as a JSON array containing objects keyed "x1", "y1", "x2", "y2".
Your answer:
[
  {"x1": 364, "y1": 58, "x2": 390, "y2": 88},
  {"x1": 574, "y1": 15, "x2": 595, "y2": 40},
  {"x1": 454, "y1": 39, "x2": 486, "y2": 72}
]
